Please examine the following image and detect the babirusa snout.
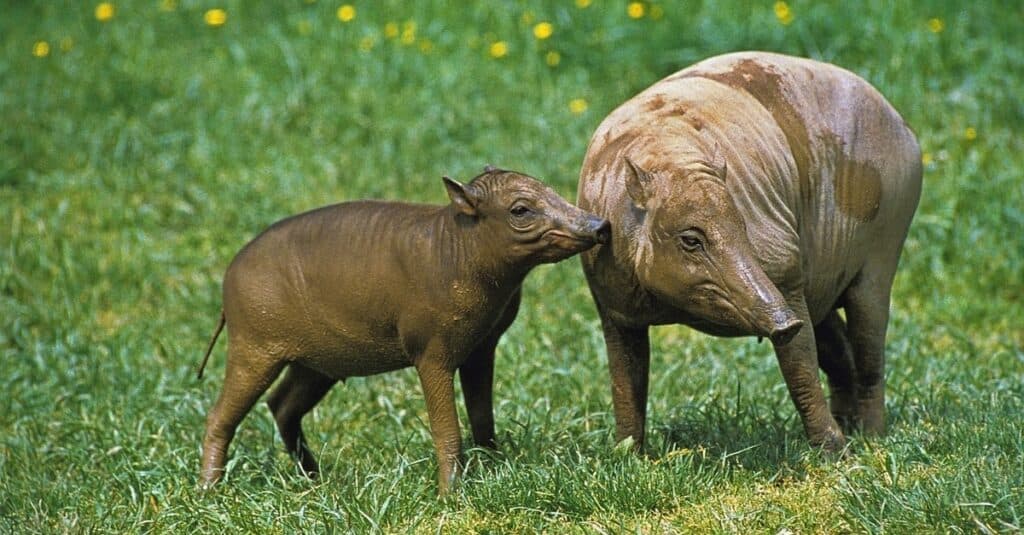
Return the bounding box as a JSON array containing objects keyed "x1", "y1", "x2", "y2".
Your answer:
[
  {"x1": 767, "y1": 307, "x2": 803, "y2": 346},
  {"x1": 730, "y1": 254, "x2": 803, "y2": 345},
  {"x1": 587, "y1": 216, "x2": 612, "y2": 245},
  {"x1": 565, "y1": 211, "x2": 611, "y2": 244},
  {"x1": 746, "y1": 299, "x2": 803, "y2": 346}
]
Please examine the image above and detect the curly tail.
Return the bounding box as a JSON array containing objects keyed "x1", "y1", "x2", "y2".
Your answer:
[{"x1": 196, "y1": 311, "x2": 226, "y2": 380}]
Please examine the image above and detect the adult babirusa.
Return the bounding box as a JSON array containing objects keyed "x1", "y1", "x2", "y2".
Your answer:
[{"x1": 577, "y1": 52, "x2": 922, "y2": 452}]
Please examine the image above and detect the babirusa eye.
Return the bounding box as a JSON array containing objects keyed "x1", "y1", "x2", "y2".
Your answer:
[
  {"x1": 679, "y1": 230, "x2": 704, "y2": 251},
  {"x1": 510, "y1": 205, "x2": 532, "y2": 217}
]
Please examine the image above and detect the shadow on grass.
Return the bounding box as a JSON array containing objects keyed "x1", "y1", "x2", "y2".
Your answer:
[{"x1": 645, "y1": 393, "x2": 813, "y2": 472}]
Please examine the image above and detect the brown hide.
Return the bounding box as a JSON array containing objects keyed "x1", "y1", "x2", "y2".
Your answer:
[{"x1": 199, "y1": 167, "x2": 609, "y2": 494}]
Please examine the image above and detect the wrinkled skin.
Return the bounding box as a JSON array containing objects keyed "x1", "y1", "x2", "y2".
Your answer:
[
  {"x1": 578, "y1": 52, "x2": 922, "y2": 453},
  {"x1": 198, "y1": 166, "x2": 610, "y2": 494}
]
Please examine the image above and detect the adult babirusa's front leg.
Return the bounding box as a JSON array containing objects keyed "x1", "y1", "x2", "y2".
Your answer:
[
  {"x1": 772, "y1": 295, "x2": 846, "y2": 453},
  {"x1": 600, "y1": 312, "x2": 651, "y2": 450},
  {"x1": 416, "y1": 357, "x2": 463, "y2": 495}
]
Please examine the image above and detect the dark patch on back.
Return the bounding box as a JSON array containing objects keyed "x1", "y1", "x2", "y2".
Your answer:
[
  {"x1": 680, "y1": 59, "x2": 812, "y2": 203},
  {"x1": 685, "y1": 113, "x2": 704, "y2": 131},
  {"x1": 644, "y1": 94, "x2": 666, "y2": 112},
  {"x1": 822, "y1": 132, "x2": 882, "y2": 221},
  {"x1": 666, "y1": 104, "x2": 688, "y2": 116},
  {"x1": 834, "y1": 156, "x2": 882, "y2": 222},
  {"x1": 670, "y1": 104, "x2": 695, "y2": 122},
  {"x1": 654, "y1": 100, "x2": 704, "y2": 131}
]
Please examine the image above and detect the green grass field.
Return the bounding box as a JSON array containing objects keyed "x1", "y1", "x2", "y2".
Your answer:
[{"x1": 2, "y1": 1, "x2": 1022, "y2": 532}]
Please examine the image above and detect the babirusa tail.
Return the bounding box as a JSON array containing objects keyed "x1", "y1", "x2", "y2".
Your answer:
[{"x1": 196, "y1": 311, "x2": 226, "y2": 380}]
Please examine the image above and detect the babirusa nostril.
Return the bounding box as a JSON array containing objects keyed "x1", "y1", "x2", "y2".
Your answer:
[
  {"x1": 769, "y1": 318, "x2": 803, "y2": 346},
  {"x1": 594, "y1": 219, "x2": 611, "y2": 244}
]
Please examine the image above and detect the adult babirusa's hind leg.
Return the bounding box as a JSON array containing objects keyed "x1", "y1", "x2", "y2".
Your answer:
[
  {"x1": 200, "y1": 345, "x2": 285, "y2": 487},
  {"x1": 842, "y1": 263, "x2": 898, "y2": 436},
  {"x1": 815, "y1": 310, "x2": 859, "y2": 433},
  {"x1": 266, "y1": 364, "x2": 336, "y2": 477}
]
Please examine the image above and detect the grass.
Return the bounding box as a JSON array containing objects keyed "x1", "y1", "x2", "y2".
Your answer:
[{"x1": 2, "y1": 0, "x2": 1022, "y2": 532}]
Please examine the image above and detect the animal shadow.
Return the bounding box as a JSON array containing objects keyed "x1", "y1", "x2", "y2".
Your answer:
[{"x1": 648, "y1": 399, "x2": 816, "y2": 470}]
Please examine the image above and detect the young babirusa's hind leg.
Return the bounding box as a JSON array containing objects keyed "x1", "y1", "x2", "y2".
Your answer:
[
  {"x1": 266, "y1": 364, "x2": 336, "y2": 477},
  {"x1": 814, "y1": 310, "x2": 858, "y2": 433},
  {"x1": 200, "y1": 347, "x2": 284, "y2": 487}
]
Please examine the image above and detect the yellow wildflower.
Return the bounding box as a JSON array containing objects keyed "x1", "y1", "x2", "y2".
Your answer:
[
  {"x1": 95, "y1": 3, "x2": 115, "y2": 22},
  {"x1": 650, "y1": 5, "x2": 665, "y2": 20},
  {"x1": 489, "y1": 41, "x2": 508, "y2": 58},
  {"x1": 921, "y1": 152, "x2": 933, "y2": 165},
  {"x1": 627, "y1": 2, "x2": 645, "y2": 19},
  {"x1": 204, "y1": 8, "x2": 227, "y2": 27},
  {"x1": 419, "y1": 39, "x2": 434, "y2": 54},
  {"x1": 545, "y1": 50, "x2": 561, "y2": 67},
  {"x1": 160, "y1": 0, "x2": 177, "y2": 11},
  {"x1": 384, "y1": 22, "x2": 399, "y2": 39},
  {"x1": 774, "y1": 2, "x2": 793, "y2": 25},
  {"x1": 60, "y1": 37, "x2": 74, "y2": 51},
  {"x1": 927, "y1": 18, "x2": 944, "y2": 33},
  {"x1": 534, "y1": 22, "x2": 553, "y2": 40},
  {"x1": 337, "y1": 5, "x2": 355, "y2": 23},
  {"x1": 401, "y1": 21, "x2": 416, "y2": 45},
  {"x1": 32, "y1": 41, "x2": 50, "y2": 58},
  {"x1": 569, "y1": 98, "x2": 588, "y2": 115},
  {"x1": 576, "y1": 0, "x2": 592, "y2": 7},
  {"x1": 964, "y1": 127, "x2": 977, "y2": 141}
]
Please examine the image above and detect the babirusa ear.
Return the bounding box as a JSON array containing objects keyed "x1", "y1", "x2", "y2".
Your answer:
[
  {"x1": 624, "y1": 157, "x2": 652, "y2": 210},
  {"x1": 443, "y1": 176, "x2": 478, "y2": 216},
  {"x1": 708, "y1": 142, "x2": 728, "y2": 179}
]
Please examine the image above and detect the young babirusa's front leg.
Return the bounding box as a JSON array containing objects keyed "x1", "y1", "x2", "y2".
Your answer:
[
  {"x1": 416, "y1": 358, "x2": 462, "y2": 494},
  {"x1": 459, "y1": 351, "x2": 497, "y2": 449},
  {"x1": 459, "y1": 294, "x2": 519, "y2": 449}
]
